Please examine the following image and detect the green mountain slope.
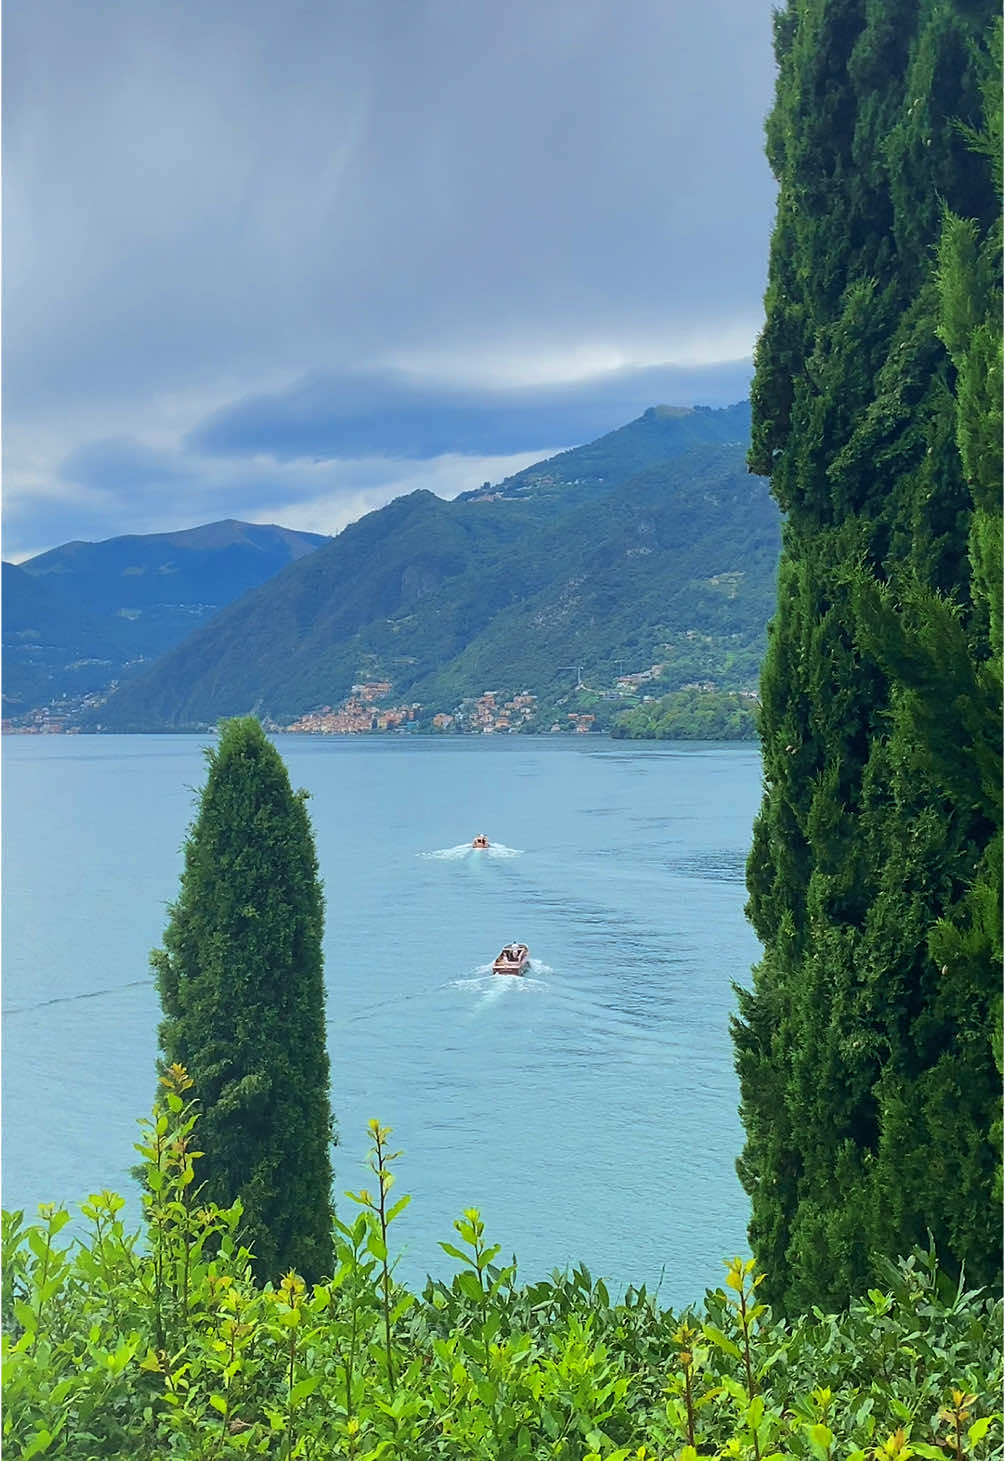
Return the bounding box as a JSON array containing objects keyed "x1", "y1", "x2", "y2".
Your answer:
[
  {"x1": 4, "y1": 520, "x2": 326, "y2": 721},
  {"x1": 461, "y1": 401, "x2": 751, "y2": 501},
  {"x1": 93, "y1": 411, "x2": 781, "y2": 733},
  {"x1": 2, "y1": 562, "x2": 140, "y2": 715},
  {"x1": 411, "y1": 447, "x2": 777, "y2": 710}
]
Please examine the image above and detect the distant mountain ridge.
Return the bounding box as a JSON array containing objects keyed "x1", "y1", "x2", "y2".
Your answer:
[
  {"x1": 3, "y1": 520, "x2": 327, "y2": 721},
  {"x1": 19, "y1": 518, "x2": 327, "y2": 612},
  {"x1": 91, "y1": 404, "x2": 781, "y2": 733}
]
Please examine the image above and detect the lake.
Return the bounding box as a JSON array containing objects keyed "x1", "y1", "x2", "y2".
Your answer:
[{"x1": 2, "y1": 733, "x2": 762, "y2": 1308}]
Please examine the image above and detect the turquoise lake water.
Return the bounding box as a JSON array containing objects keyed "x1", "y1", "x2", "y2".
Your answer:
[{"x1": 2, "y1": 734, "x2": 762, "y2": 1308}]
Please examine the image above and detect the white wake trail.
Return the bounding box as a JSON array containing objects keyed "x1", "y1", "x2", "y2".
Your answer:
[{"x1": 420, "y1": 842, "x2": 524, "y2": 861}]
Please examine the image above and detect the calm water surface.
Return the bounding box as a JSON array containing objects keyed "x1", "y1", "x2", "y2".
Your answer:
[{"x1": 3, "y1": 734, "x2": 762, "y2": 1307}]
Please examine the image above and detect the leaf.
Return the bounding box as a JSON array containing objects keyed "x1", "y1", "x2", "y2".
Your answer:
[
  {"x1": 12, "y1": 1301, "x2": 37, "y2": 1334},
  {"x1": 968, "y1": 1418, "x2": 993, "y2": 1446},
  {"x1": 26, "y1": 1229, "x2": 51, "y2": 1264},
  {"x1": 386, "y1": 1194, "x2": 411, "y2": 1224},
  {"x1": 456, "y1": 1270, "x2": 483, "y2": 1304},
  {"x1": 703, "y1": 1323, "x2": 742, "y2": 1360},
  {"x1": 439, "y1": 1242, "x2": 471, "y2": 1264},
  {"x1": 20, "y1": 1429, "x2": 54, "y2": 1460},
  {"x1": 290, "y1": 1375, "x2": 319, "y2": 1405},
  {"x1": 806, "y1": 1421, "x2": 834, "y2": 1460}
]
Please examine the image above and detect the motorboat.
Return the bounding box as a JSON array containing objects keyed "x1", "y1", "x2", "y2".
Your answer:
[
  {"x1": 493, "y1": 943, "x2": 530, "y2": 976},
  {"x1": 471, "y1": 834, "x2": 490, "y2": 849}
]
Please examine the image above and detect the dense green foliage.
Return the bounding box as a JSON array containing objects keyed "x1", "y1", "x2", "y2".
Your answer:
[
  {"x1": 3, "y1": 522, "x2": 325, "y2": 722},
  {"x1": 152, "y1": 719, "x2": 334, "y2": 1284},
  {"x1": 734, "y1": 0, "x2": 1002, "y2": 1315},
  {"x1": 91, "y1": 418, "x2": 781, "y2": 732},
  {"x1": 4, "y1": 1083, "x2": 1002, "y2": 1460},
  {"x1": 612, "y1": 690, "x2": 758, "y2": 741}
]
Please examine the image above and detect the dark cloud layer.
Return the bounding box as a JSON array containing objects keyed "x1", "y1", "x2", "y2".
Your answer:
[
  {"x1": 188, "y1": 361, "x2": 754, "y2": 461},
  {"x1": 4, "y1": 0, "x2": 777, "y2": 555}
]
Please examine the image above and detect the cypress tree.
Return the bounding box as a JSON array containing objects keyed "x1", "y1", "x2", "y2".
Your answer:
[
  {"x1": 734, "y1": 1, "x2": 1001, "y2": 1313},
  {"x1": 153, "y1": 717, "x2": 334, "y2": 1284}
]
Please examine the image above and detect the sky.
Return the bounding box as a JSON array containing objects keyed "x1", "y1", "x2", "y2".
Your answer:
[{"x1": 3, "y1": 0, "x2": 778, "y2": 560}]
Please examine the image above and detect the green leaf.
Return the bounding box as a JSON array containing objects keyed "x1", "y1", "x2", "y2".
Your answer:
[
  {"x1": 386, "y1": 1194, "x2": 411, "y2": 1224},
  {"x1": 456, "y1": 1270, "x2": 483, "y2": 1304},
  {"x1": 703, "y1": 1323, "x2": 742, "y2": 1360},
  {"x1": 21, "y1": 1430, "x2": 54, "y2": 1461},
  {"x1": 26, "y1": 1229, "x2": 51, "y2": 1264},
  {"x1": 439, "y1": 1242, "x2": 471, "y2": 1264},
  {"x1": 290, "y1": 1375, "x2": 319, "y2": 1405},
  {"x1": 968, "y1": 1418, "x2": 994, "y2": 1446},
  {"x1": 12, "y1": 1301, "x2": 37, "y2": 1334},
  {"x1": 807, "y1": 1421, "x2": 833, "y2": 1460}
]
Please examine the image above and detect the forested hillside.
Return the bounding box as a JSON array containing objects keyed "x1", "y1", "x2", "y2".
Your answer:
[
  {"x1": 3, "y1": 520, "x2": 326, "y2": 723},
  {"x1": 461, "y1": 401, "x2": 751, "y2": 501},
  {"x1": 732, "y1": 0, "x2": 1002, "y2": 1314},
  {"x1": 91, "y1": 414, "x2": 781, "y2": 732}
]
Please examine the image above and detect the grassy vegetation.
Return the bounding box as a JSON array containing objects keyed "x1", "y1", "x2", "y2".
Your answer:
[{"x1": 4, "y1": 1076, "x2": 1001, "y2": 1460}]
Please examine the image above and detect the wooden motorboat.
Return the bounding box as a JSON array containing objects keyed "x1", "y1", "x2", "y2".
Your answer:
[
  {"x1": 471, "y1": 834, "x2": 490, "y2": 849},
  {"x1": 493, "y1": 943, "x2": 530, "y2": 976}
]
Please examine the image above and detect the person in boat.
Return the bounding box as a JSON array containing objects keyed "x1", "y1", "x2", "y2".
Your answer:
[{"x1": 472, "y1": 833, "x2": 489, "y2": 848}]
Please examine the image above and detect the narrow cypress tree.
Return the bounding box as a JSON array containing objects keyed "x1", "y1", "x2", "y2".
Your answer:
[
  {"x1": 152, "y1": 717, "x2": 334, "y2": 1283},
  {"x1": 734, "y1": 1, "x2": 1001, "y2": 1313}
]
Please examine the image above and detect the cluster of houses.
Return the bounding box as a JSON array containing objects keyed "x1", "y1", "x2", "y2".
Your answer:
[
  {"x1": 286, "y1": 690, "x2": 421, "y2": 734},
  {"x1": 450, "y1": 689, "x2": 539, "y2": 733},
  {"x1": 2, "y1": 709, "x2": 82, "y2": 734}
]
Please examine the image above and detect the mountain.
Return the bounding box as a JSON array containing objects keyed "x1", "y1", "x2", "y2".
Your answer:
[
  {"x1": 2, "y1": 562, "x2": 138, "y2": 715},
  {"x1": 460, "y1": 401, "x2": 751, "y2": 502},
  {"x1": 92, "y1": 406, "x2": 781, "y2": 733},
  {"x1": 3, "y1": 520, "x2": 327, "y2": 721}
]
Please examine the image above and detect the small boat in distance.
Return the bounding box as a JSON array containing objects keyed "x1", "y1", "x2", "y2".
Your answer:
[
  {"x1": 493, "y1": 942, "x2": 530, "y2": 976},
  {"x1": 471, "y1": 834, "x2": 490, "y2": 849}
]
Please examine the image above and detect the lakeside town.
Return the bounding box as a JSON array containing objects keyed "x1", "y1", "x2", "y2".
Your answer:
[{"x1": 1, "y1": 660, "x2": 760, "y2": 737}]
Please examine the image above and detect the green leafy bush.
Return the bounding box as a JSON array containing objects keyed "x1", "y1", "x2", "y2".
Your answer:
[{"x1": 4, "y1": 1073, "x2": 1002, "y2": 1459}]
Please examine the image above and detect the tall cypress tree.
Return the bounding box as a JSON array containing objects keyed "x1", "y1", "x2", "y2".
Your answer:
[
  {"x1": 734, "y1": 1, "x2": 1001, "y2": 1313},
  {"x1": 153, "y1": 717, "x2": 334, "y2": 1284}
]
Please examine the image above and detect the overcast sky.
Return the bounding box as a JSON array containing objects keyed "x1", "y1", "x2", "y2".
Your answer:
[{"x1": 4, "y1": 0, "x2": 777, "y2": 559}]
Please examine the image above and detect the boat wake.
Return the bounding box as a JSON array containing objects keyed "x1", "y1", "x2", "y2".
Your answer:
[
  {"x1": 422, "y1": 842, "x2": 522, "y2": 860},
  {"x1": 452, "y1": 961, "x2": 551, "y2": 995}
]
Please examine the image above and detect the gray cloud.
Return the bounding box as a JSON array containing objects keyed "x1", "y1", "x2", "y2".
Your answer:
[
  {"x1": 187, "y1": 359, "x2": 753, "y2": 461},
  {"x1": 4, "y1": 0, "x2": 777, "y2": 555},
  {"x1": 61, "y1": 438, "x2": 193, "y2": 493}
]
